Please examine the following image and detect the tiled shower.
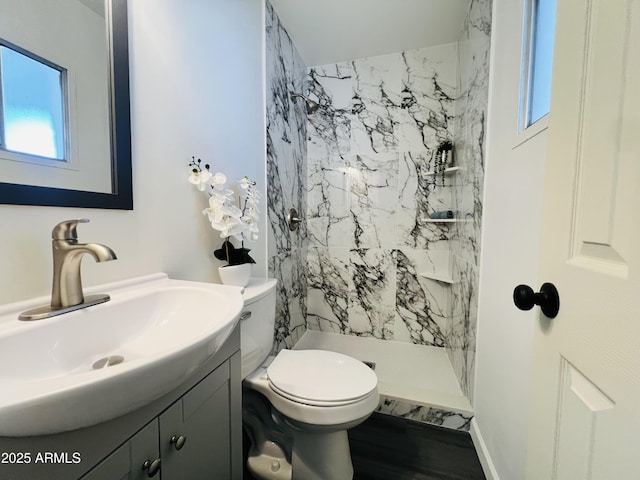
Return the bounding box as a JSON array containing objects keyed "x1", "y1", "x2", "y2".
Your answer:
[{"x1": 266, "y1": 0, "x2": 491, "y2": 409}]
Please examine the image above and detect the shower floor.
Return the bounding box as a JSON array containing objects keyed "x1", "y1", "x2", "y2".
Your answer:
[{"x1": 293, "y1": 330, "x2": 473, "y2": 430}]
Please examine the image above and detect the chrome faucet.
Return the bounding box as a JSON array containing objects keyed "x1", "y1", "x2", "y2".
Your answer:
[{"x1": 19, "y1": 219, "x2": 117, "y2": 321}]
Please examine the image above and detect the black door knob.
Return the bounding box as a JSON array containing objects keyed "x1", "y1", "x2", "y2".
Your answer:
[{"x1": 513, "y1": 283, "x2": 560, "y2": 319}]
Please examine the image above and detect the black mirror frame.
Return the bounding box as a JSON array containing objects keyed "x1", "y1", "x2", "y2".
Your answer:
[{"x1": 0, "y1": 0, "x2": 133, "y2": 210}]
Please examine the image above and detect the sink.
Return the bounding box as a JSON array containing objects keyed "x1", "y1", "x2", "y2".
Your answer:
[{"x1": 0, "y1": 273, "x2": 244, "y2": 436}]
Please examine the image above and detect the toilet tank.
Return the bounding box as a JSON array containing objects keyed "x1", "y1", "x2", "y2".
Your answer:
[{"x1": 240, "y1": 278, "x2": 277, "y2": 378}]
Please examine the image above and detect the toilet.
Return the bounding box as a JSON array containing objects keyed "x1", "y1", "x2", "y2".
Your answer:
[{"x1": 240, "y1": 278, "x2": 379, "y2": 480}]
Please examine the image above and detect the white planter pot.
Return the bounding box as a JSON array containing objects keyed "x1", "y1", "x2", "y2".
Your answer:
[{"x1": 218, "y1": 264, "x2": 251, "y2": 287}]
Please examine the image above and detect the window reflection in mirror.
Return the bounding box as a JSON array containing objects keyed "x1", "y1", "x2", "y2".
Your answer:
[
  {"x1": 0, "y1": 43, "x2": 67, "y2": 161},
  {"x1": 0, "y1": 0, "x2": 134, "y2": 209},
  {"x1": 0, "y1": 0, "x2": 110, "y2": 194}
]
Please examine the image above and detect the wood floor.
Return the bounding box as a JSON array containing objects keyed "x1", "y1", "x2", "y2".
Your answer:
[
  {"x1": 350, "y1": 413, "x2": 485, "y2": 480},
  {"x1": 244, "y1": 412, "x2": 486, "y2": 479}
]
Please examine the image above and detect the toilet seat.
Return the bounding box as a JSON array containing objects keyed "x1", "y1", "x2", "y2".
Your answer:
[
  {"x1": 269, "y1": 381, "x2": 371, "y2": 407},
  {"x1": 266, "y1": 349, "x2": 377, "y2": 405},
  {"x1": 244, "y1": 350, "x2": 380, "y2": 426}
]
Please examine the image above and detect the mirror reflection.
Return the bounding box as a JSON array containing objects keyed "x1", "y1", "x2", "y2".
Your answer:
[{"x1": 0, "y1": 0, "x2": 132, "y2": 210}]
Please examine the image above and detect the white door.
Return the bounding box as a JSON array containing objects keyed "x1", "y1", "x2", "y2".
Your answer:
[{"x1": 526, "y1": 0, "x2": 640, "y2": 478}]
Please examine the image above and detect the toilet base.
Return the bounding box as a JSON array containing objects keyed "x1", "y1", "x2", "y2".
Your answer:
[
  {"x1": 247, "y1": 440, "x2": 292, "y2": 480},
  {"x1": 243, "y1": 389, "x2": 293, "y2": 480},
  {"x1": 291, "y1": 429, "x2": 353, "y2": 480},
  {"x1": 243, "y1": 389, "x2": 357, "y2": 480},
  {"x1": 246, "y1": 429, "x2": 354, "y2": 480}
]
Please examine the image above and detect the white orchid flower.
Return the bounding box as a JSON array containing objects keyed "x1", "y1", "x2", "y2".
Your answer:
[
  {"x1": 208, "y1": 195, "x2": 226, "y2": 209},
  {"x1": 203, "y1": 206, "x2": 224, "y2": 224},
  {"x1": 238, "y1": 176, "x2": 253, "y2": 190},
  {"x1": 186, "y1": 160, "x2": 261, "y2": 247},
  {"x1": 210, "y1": 172, "x2": 227, "y2": 190},
  {"x1": 221, "y1": 204, "x2": 243, "y2": 218},
  {"x1": 246, "y1": 191, "x2": 260, "y2": 206},
  {"x1": 226, "y1": 224, "x2": 246, "y2": 241},
  {"x1": 244, "y1": 212, "x2": 258, "y2": 226},
  {"x1": 188, "y1": 169, "x2": 212, "y2": 191},
  {"x1": 241, "y1": 215, "x2": 259, "y2": 241},
  {"x1": 210, "y1": 195, "x2": 233, "y2": 212},
  {"x1": 212, "y1": 216, "x2": 244, "y2": 240}
]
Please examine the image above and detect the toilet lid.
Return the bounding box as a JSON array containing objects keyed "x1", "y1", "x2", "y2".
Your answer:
[{"x1": 266, "y1": 349, "x2": 377, "y2": 403}]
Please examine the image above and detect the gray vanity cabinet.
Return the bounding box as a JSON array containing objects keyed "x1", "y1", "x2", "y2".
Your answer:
[
  {"x1": 82, "y1": 362, "x2": 234, "y2": 480},
  {"x1": 80, "y1": 354, "x2": 239, "y2": 480},
  {"x1": 159, "y1": 362, "x2": 232, "y2": 479},
  {"x1": 0, "y1": 325, "x2": 241, "y2": 480},
  {"x1": 80, "y1": 421, "x2": 159, "y2": 480}
]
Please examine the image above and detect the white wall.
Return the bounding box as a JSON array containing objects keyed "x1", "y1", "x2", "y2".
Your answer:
[
  {"x1": 474, "y1": 0, "x2": 547, "y2": 478},
  {"x1": 0, "y1": 0, "x2": 266, "y2": 305}
]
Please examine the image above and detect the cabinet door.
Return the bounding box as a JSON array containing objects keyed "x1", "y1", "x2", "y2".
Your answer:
[
  {"x1": 159, "y1": 362, "x2": 232, "y2": 480},
  {"x1": 81, "y1": 420, "x2": 160, "y2": 480}
]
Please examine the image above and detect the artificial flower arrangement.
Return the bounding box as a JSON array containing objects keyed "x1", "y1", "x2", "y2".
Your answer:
[{"x1": 188, "y1": 156, "x2": 260, "y2": 266}]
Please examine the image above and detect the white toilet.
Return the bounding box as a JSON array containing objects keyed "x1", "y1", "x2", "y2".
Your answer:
[{"x1": 240, "y1": 278, "x2": 379, "y2": 480}]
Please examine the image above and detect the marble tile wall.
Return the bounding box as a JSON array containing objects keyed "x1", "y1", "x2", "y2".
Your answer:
[
  {"x1": 305, "y1": 44, "x2": 459, "y2": 348},
  {"x1": 266, "y1": 0, "x2": 492, "y2": 408},
  {"x1": 304, "y1": 0, "x2": 492, "y2": 403},
  {"x1": 265, "y1": 2, "x2": 308, "y2": 352},
  {"x1": 377, "y1": 397, "x2": 473, "y2": 431},
  {"x1": 448, "y1": 0, "x2": 492, "y2": 401}
]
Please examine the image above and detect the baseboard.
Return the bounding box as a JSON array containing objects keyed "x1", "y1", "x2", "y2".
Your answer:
[{"x1": 470, "y1": 418, "x2": 500, "y2": 480}]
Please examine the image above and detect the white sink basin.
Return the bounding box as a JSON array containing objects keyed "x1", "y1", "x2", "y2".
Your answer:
[{"x1": 0, "y1": 273, "x2": 244, "y2": 436}]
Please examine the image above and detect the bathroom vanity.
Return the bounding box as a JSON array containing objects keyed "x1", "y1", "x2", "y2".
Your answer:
[{"x1": 0, "y1": 325, "x2": 242, "y2": 480}]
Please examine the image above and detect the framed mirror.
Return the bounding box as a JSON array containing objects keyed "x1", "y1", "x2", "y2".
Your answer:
[{"x1": 0, "y1": 0, "x2": 132, "y2": 209}]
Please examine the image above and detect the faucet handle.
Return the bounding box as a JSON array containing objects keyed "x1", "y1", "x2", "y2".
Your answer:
[{"x1": 52, "y1": 219, "x2": 90, "y2": 241}]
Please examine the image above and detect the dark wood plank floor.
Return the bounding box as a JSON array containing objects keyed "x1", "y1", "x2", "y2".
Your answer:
[
  {"x1": 350, "y1": 413, "x2": 486, "y2": 480},
  {"x1": 244, "y1": 412, "x2": 485, "y2": 479}
]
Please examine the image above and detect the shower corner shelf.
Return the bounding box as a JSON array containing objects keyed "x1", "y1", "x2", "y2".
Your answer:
[
  {"x1": 425, "y1": 218, "x2": 472, "y2": 224},
  {"x1": 419, "y1": 271, "x2": 455, "y2": 284},
  {"x1": 425, "y1": 218, "x2": 457, "y2": 224},
  {"x1": 425, "y1": 166, "x2": 464, "y2": 177}
]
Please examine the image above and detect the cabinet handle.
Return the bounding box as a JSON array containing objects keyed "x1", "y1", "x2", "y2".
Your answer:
[
  {"x1": 141, "y1": 458, "x2": 161, "y2": 477},
  {"x1": 170, "y1": 434, "x2": 187, "y2": 451}
]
